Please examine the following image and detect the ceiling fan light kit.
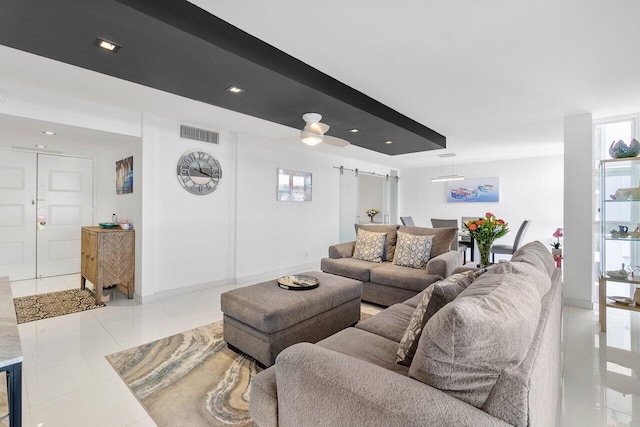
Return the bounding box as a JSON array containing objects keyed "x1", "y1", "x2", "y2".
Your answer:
[
  {"x1": 300, "y1": 130, "x2": 323, "y2": 146},
  {"x1": 297, "y1": 113, "x2": 350, "y2": 148}
]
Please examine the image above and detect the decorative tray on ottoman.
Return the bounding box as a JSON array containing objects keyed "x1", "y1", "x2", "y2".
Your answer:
[{"x1": 277, "y1": 274, "x2": 319, "y2": 290}]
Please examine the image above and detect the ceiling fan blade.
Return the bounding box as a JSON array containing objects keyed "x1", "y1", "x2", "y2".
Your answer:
[
  {"x1": 324, "y1": 136, "x2": 350, "y2": 147},
  {"x1": 272, "y1": 136, "x2": 300, "y2": 143},
  {"x1": 306, "y1": 122, "x2": 330, "y2": 134}
]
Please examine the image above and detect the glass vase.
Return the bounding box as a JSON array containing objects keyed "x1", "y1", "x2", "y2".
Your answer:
[{"x1": 478, "y1": 240, "x2": 493, "y2": 268}]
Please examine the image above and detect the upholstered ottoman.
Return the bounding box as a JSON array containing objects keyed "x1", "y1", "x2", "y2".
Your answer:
[{"x1": 221, "y1": 271, "x2": 362, "y2": 367}]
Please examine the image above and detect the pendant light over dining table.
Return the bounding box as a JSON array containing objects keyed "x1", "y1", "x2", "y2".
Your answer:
[{"x1": 431, "y1": 153, "x2": 465, "y2": 182}]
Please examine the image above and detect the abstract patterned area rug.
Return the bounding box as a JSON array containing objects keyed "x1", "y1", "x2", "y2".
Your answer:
[
  {"x1": 107, "y1": 309, "x2": 379, "y2": 427},
  {"x1": 13, "y1": 288, "x2": 105, "y2": 324}
]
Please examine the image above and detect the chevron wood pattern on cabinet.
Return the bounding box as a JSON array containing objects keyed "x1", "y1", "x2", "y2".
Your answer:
[{"x1": 81, "y1": 226, "x2": 135, "y2": 304}]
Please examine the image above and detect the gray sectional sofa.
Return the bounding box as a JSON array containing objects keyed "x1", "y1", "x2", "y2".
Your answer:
[
  {"x1": 321, "y1": 224, "x2": 462, "y2": 306},
  {"x1": 249, "y1": 241, "x2": 562, "y2": 426}
]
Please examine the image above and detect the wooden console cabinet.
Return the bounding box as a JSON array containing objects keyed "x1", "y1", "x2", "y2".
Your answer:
[{"x1": 81, "y1": 226, "x2": 135, "y2": 304}]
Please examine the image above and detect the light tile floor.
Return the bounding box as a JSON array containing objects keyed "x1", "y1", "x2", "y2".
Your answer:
[{"x1": 7, "y1": 274, "x2": 640, "y2": 426}]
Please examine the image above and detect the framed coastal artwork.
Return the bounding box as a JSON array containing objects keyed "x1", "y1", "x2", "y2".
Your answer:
[
  {"x1": 116, "y1": 156, "x2": 133, "y2": 194},
  {"x1": 446, "y1": 177, "x2": 499, "y2": 203},
  {"x1": 277, "y1": 168, "x2": 312, "y2": 202}
]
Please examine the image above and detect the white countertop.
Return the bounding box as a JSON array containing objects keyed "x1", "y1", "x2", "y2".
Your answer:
[{"x1": 0, "y1": 277, "x2": 23, "y2": 368}]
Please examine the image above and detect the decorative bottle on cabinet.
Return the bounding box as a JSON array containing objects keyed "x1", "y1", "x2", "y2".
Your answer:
[
  {"x1": 81, "y1": 226, "x2": 134, "y2": 304},
  {"x1": 599, "y1": 157, "x2": 640, "y2": 332}
]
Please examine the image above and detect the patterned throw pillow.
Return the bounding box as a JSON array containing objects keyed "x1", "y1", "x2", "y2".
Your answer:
[
  {"x1": 396, "y1": 270, "x2": 482, "y2": 366},
  {"x1": 352, "y1": 229, "x2": 387, "y2": 263},
  {"x1": 393, "y1": 231, "x2": 434, "y2": 269}
]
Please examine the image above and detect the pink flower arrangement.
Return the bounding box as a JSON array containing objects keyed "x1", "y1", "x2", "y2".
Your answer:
[{"x1": 551, "y1": 228, "x2": 563, "y2": 249}]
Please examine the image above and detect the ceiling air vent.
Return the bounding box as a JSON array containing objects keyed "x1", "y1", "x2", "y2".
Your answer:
[{"x1": 179, "y1": 124, "x2": 219, "y2": 144}]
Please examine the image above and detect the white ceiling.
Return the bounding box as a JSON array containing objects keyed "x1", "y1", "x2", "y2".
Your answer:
[{"x1": 2, "y1": 1, "x2": 640, "y2": 168}]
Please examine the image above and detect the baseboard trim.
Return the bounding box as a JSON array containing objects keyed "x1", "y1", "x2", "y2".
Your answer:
[
  {"x1": 137, "y1": 277, "x2": 235, "y2": 304},
  {"x1": 235, "y1": 262, "x2": 320, "y2": 286},
  {"x1": 563, "y1": 297, "x2": 593, "y2": 310},
  {"x1": 135, "y1": 262, "x2": 322, "y2": 304}
]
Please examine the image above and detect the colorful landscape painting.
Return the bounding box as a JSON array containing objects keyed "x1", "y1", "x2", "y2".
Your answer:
[
  {"x1": 116, "y1": 156, "x2": 133, "y2": 194},
  {"x1": 446, "y1": 177, "x2": 499, "y2": 203}
]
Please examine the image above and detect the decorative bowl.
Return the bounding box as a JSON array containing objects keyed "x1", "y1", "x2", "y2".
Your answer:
[
  {"x1": 610, "y1": 194, "x2": 617, "y2": 200},
  {"x1": 608, "y1": 296, "x2": 635, "y2": 305},
  {"x1": 98, "y1": 222, "x2": 118, "y2": 229},
  {"x1": 119, "y1": 222, "x2": 132, "y2": 230},
  {"x1": 609, "y1": 139, "x2": 640, "y2": 158},
  {"x1": 606, "y1": 270, "x2": 629, "y2": 279}
]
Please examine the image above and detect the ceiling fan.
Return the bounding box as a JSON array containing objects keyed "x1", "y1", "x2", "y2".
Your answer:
[{"x1": 298, "y1": 113, "x2": 350, "y2": 147}]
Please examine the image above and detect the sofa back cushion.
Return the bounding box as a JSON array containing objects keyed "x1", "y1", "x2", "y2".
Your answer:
[
  {"x1": 398, "y1": 226, "x2": 457, "y2": 258},
  {"x1": 511, "y1": 241, "x2": 556, "y2": 277},
  {"x1": 396, "y1": 270, "x2": 480, "y2": 366},
  {"x1": 488, "y1": 261, "x2": 551, "y2": 297},
  {"x1": 392, "y1": 231, "x2": 434, "y2": 269},
  {"x1": 353, "y1": 229, "x2": 387, "y2": 263},
  {"x1": 481, "y1": 268, "x2": 562, "y2": 426},
  {"x1": 355, "y1": 224, "x2": 399, "y2": 261},
  {"x1": 408, "y1": 268, "x2": 542, "y2": 410}
]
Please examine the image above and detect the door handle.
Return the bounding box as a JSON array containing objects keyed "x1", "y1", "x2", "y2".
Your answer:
[{"x1": 37, "y1": 216, "x2": 47, "y2": 231}]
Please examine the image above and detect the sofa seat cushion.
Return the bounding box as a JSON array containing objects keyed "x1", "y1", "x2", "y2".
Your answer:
[
  {"x1": 409, "y1": 268, "x2": 542, "y2": 409},
  {"x1": 321, "y1": 257, "x2": 385, "y2": 282},
  {"x1": 355, "y1": 224, "x2": 399, "y2": 261},
  {"x1": 370, "y1": 262, "x2": 442, "y2": 292},
  {"x1": 355, "y1": 303, "x2": 414, "y2": 343},
  {"x1": 317, "y1": 327, "x2": 409, "y2": 376},
  {"x1": 398, "y1": 226, "x2": 457, "y2": 258}
]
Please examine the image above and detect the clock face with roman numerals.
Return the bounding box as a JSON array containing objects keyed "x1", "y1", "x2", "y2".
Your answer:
[{"x1": 176, "y1": 150, "x2": 222, "y2": 195}]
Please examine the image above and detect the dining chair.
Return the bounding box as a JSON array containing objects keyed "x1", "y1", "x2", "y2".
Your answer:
[
  {"x1": 400, "y1": 216, "x2": 415, "y2": 226},
  {"x1": 430, "y1": 218, "x2": 471, "y2": 263},
  {"x1": 491, "y1": 219, "x2": 531, "y2": 263}
]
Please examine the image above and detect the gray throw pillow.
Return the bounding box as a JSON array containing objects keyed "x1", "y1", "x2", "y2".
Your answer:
[
  {"x1": 393, "y1": 231, "x2": 434, "y2": 269},
  {"x1": 352, "y1": 229, "x2": 387, "y2": 263},
  {"x1": 396, "y1": 270, "x2": 481, "y2": 366},
  {"x1": 355, "y1": 224, "x2": 399, "y2": 261}
]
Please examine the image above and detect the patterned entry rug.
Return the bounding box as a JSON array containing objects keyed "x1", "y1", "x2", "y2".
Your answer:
[
  {"x1": 13, "y1": 288, "x2": 105, "y2": 324},
  {"x1": 107, "y1": 310, "x2": 377, "y2": 427}
]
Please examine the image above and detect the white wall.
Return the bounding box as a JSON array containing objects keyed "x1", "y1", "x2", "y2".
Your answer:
[
  {"x1": 399, "y1": 154, "x2": 564, "y2": 252},
  {"x1": 564, "y1": 114, "x2": 593, "y2": 308},
  {"x1": 235, "y1": 134, "x2": 393, "y2": 281},
  {"x1": 139, "y1": 113, "x2": 236, "y2": 297}
]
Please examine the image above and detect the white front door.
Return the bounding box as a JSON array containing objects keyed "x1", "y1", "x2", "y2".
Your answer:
[
  {"x1": 36, "y1": 154, "x2": 94, "y2": 277},
  {"x1": 0, "y1": 150, "x2": 37, "y2": 280}
]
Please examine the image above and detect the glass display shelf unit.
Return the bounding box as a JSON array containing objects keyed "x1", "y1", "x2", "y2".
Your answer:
[{"x1": 599, "y1": 157, "x2": 640, "y2": 332}]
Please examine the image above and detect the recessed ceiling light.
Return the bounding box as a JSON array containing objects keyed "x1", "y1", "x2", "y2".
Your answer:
[
  {"x1": 226, "y1": 86, "x2": 245, "y2": 94},
  {"x1": 42, "y1": 131, "x2": 56, "y2": 136},
  {"x1": 35, "y1": 144, "x2": 47, "y2": 148},
  {"x1": 385, "y1": 140, "x2": 393, "y2": 144},
  {"x1": 93, "y1": 37, "x2": 121, "y2": 53},
  {"x1": 348, "y1": 128, "x2": 359, "y2": 133}
]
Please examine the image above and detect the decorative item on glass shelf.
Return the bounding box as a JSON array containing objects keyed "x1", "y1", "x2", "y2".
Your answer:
[
  {"x1": 366, "y1": 208, "x2": 379, "y2": 222},
  {"x1": 550, "y1": 227, "x2": 563, "y2": 256},
  {"x1": 606, "y1": 263, "x2": 629, "y2": 279},
  {"x1": 609, "y1": 139, "x2": 640, "y2": 159},
  {"x1": 463, "y1": 212, "x2": 509, "y2": 268}
]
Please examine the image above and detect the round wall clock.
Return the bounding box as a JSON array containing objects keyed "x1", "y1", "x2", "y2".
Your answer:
[{"x1": 176, "y1": 150, "x2": 222, "y2": 195}]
